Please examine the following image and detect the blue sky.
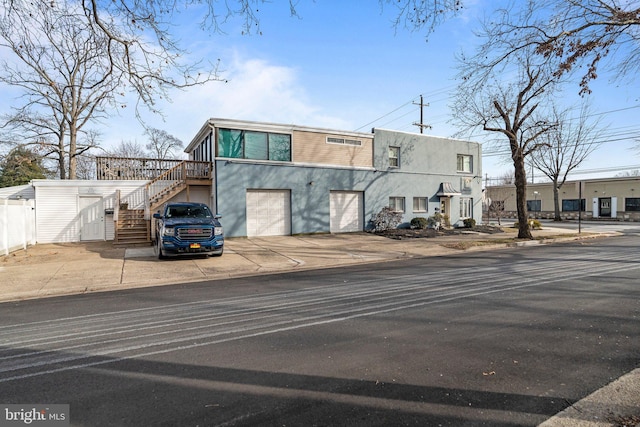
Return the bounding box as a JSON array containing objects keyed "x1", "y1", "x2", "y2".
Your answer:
[{"x1": 2, "y1": 1, "x2": 639, "y2": 181}]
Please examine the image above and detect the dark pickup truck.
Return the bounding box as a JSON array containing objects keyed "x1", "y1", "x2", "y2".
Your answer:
[{"x1": 153, "y1": 202, "x2": 224, "y2": 259}]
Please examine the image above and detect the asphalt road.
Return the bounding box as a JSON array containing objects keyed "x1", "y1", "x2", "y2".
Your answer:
[{"x1": 1, "y1": 236, "x2": 639, "y2": 426}]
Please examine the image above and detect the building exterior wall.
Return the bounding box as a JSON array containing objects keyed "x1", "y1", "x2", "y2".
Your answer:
[
  {"x1": 210, "y1": 124, "x2": 483, "y2": 237},
  {"x1": 214, "y1": 161, "x2": 374, "y2": 237},
  {"x1": 486, "y1": 177, "x2": 640, "y2": 222},
  {"x1": 292, "y1": 129, "x2": 373, "y2": 167},
  {"x1": 33, "y1": 180, "x2": 148, "y2": 243},
  {"x1": 371, "y1": 129, "x2": 483, "y2": 227}
]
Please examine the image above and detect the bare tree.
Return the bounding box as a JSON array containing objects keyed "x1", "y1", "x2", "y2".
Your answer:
[
  {"x1": 454, "y1": 49, "x2": 557, "y2": 239},
  {"x1": 0, "y1": 3, "x2": 123, "y2": 178},
  {"x1": 107, "y1": 140, "x2": 149, "y2": 158},
  {"x1": 530, "y1": 103, "x2": 604, "y2": 220},
  {"x1": 381, "y1": 0, "x2": 464, "y2": 36},
  {"x1": 401, "y1": 0, "x2": 640, "y2": 94},
  {"x1": 2, "y1": 1, "x2": 274, "y2": 113},
  {"x1": 497, "y1": 170, "x2": 515, "y2": 185},
  {"x1": 145, "y1": 128, "x2": 184, "y2": 160},
  {"x1": 485, "y1": 187, "x2": 515, "y2": 226},
  {"x1": 1, "y1": 111, "x2": 68, "y2": 178}
]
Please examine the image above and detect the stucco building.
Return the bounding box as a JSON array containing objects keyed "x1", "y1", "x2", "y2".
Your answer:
[
  {"x1": 185, "y1": 119, "x2": 483, "y2": 237},
  {"x1": 486, "y1": 176, "x2": 640, "y2": 222},
  {"x1": 2, "y1": 119, "x2": 483, "y2": 244}
]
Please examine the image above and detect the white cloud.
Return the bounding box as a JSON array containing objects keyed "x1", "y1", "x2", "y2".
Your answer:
[{"x1": 129, "y1": 53, "x2": 353, "y2": 149}]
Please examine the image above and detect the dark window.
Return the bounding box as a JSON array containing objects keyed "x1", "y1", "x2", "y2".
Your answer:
[
  {"x1": 217, "y1": 129, "x2": 291, "y2": 161},
  {"x1": 269, "y1": 134, "x2": 292, "y2": 161},
  {"x1": 527, "y1": 200, "x2": 541, "y2": 212},
  {"x1": 218, "y1": 129, "x2": 243, "y2": 158},
  {"x1": 562, "y1": 199, "x2": 586, "y2": 211},
  {"x1": 389, "y1": 146, "x2": 400, "y2": 168},
  {"x1": 625, "y1": 197, "x2": 640, "y2": 211},
  {"x1": 457, "y1": 154, "x2": 472, "y2": 173},
  {"x1": 244, "y1": 132, "x2": 268, "y2": 160}
]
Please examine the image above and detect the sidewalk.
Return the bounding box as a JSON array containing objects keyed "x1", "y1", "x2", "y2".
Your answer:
[
  {"x1": 1, "y1": 227, "x2": 637, "y2": 426},
  {"x1": 0, "y1": 227, "x2": 587, "y2": 303}
]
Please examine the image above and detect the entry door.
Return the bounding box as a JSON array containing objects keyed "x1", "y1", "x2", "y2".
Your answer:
[
  {"x1": 599, "y1": 197, "x2": 611, "y2": 217},
  {"x1": 440, "y1": 198, "x2": 450, "y2": 216},
  {"x1": 79, "y1": 196, "x2": 104, "y2": 241}
]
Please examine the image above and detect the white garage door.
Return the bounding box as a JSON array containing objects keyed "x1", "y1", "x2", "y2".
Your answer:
[
  {"x1": 330, "y1": 191, "x2": 363, "y2": 233},
  {"x1": 246, "y1": 190, "x2": 291, "y2": 237}
]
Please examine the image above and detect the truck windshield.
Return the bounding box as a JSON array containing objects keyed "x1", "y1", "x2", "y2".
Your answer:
[{"x1": 165, "y1": 206, "x2": 212, "y2": 218}]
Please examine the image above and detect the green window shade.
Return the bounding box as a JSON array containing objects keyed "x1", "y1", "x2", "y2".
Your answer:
[
  {"x1": 245, "y1": 132, "x2": 268, "y2": 160},
  {"x1": 269, "y1": 134, "x2": 291, "y2": 161},
  {"x1": 218, "y1": 129, "x2": 243, "y2": 158}
]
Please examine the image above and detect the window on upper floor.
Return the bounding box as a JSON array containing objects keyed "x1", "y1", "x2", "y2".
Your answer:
[
  {"x1": 457, "y1": 154, "x2": 472, "y2": 173},
  {"x1": 389, "y1": 196, "x2": 405, "y2": 212},
  {"x1": 413, "y1": 197, "x2": 427, "y2": 213},
  {"x1": 389, "y1": 146, "x2": 400, "y2": 168},
  {"x1": 217, "y1": 129, "x2": 292, "y2": 161}
]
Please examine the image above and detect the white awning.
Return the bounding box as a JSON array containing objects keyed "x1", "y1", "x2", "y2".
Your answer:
[{"x1": 436, "y1": 182, "x2": 461, "y2": 197}]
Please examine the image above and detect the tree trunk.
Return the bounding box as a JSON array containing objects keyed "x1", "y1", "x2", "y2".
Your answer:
[
  {"x1": 57, "y1": 134, "x2": 66, "y2": 180},
  {"x1": 513, "y1": 149, "x2": 533, "y2": 239},
  {"x1": 68, "y1": 124, "x2": 77, "y2": 180},
  {"x1": 553, "y1": 180, "x2": 561, "y2": 221}
]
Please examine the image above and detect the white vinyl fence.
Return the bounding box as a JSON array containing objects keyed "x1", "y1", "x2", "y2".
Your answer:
[{"x1": 1, "y1": 199, "x2": 36, "y2": 255}]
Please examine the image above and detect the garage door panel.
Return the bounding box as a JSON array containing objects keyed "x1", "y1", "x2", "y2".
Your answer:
[
  {"x1": 330, "y1": 191, "x2": 363, "y2": 233},
  {"x1": 247, "y1": 190, "x2": 291, "y2": 236}
]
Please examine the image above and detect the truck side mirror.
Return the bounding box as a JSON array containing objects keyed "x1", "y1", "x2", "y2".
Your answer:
[{"x1": 153, "y1": 213, "x2": 162, "y2": 219}]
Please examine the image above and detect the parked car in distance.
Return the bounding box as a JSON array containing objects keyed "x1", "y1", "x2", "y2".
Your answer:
[{"x1": 153, "y1": 202, "x2": 224, "y2": 259}]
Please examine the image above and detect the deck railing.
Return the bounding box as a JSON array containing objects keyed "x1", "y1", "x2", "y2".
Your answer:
[{"x1": 96, "y1": 157, "x2": 187, "y2": 180}]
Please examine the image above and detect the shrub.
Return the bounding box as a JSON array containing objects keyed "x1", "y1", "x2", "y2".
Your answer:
[
  {"x1": 427, "y1": 212, "x2": 443, "y2": 229},
  {"x1": 410, "y1": 217, "x2": 428, "y2": 229},
  {"x1": 463, "y1": 218, "x2": 476, "y2": 228},
  {"x1": 371, "y1": 207, "x2": 403, "y2": 232},
  {"x1": 513, "y1": 219, "x2": 542, "y2": 230}
]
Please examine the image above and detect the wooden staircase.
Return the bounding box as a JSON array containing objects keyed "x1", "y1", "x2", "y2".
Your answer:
[
  {"x1": 149, "y1": 180, "x2": 187, "y2": 212},
  {"x1": 112, "y1": 160, "x2": 212, "y2": 246},
  {"x1": 114, "y1": 208, "x2": 150, "y2": 246}
]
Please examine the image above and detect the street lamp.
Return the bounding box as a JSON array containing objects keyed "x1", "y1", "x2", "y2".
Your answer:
[{"x1": 533, "y1": 191, "x2": 539, "y2": 219}]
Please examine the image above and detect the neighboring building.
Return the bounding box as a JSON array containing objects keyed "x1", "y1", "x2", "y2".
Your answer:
[
  {"x1": 4, "y1": 118, "x2": 483, "y2": 245},
  {"x1": 486, "y1": 176, "x2": 640, "y2": 222},
  {"x1": 185, "y1": 119, "x2": 483, "y2": 237}
]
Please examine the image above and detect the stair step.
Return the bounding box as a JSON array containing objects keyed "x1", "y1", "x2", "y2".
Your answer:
[{"x1": 115, "y1": 229, "x2": 149, "y2": 235}]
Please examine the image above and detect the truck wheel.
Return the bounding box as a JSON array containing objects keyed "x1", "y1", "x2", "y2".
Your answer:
[
  {"x1": 210, "y1": 247, "x2": 224, "y2": 257},
  {"x1": 155, "y1": 237, "x2": 165, "y2": 259}
]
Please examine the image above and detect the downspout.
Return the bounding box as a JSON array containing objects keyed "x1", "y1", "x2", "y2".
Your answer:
[{"x1": 211, "y1": 129, "x2": 219, "y2": 215}]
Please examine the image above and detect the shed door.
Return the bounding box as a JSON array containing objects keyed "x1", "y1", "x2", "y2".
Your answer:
[
  {"x1": 79, "y1": 196, "x2": 104, "y2": 241},
  {"x1": 246, "y1": 190, "x2": 291, "y2": 237},
  {"x1": 330, "y1": 191, "x2": 363, "y2": 233}
]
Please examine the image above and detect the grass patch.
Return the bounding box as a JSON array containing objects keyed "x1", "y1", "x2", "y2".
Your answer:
[{"x1": 440, "y1": 233, "x2": 595, "y2": 250}]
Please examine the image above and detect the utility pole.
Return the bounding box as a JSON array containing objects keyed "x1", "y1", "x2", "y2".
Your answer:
[{"x1": 413, "y1": 95, "x2": 431, "y2": 134}]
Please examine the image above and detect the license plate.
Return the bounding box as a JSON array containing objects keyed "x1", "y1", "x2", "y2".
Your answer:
[{"x1": 189, "y1": 243, "x2": 201, "y2": 249}]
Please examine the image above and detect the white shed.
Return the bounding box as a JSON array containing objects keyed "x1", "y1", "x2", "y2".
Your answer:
[{"x1": 32, "y1": 180, "x2": 149, "y2": 243}]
